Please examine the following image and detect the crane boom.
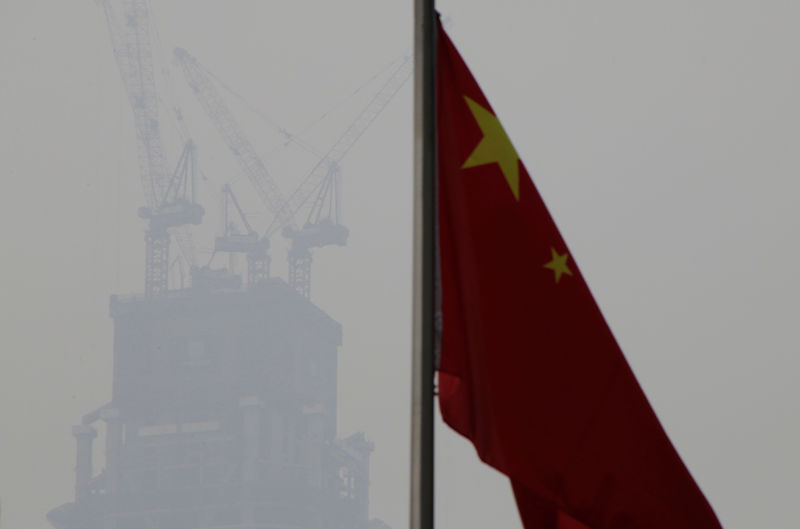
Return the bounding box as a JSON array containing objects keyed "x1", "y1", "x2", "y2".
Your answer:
[
  {"x1": 173, "y1": 48, "x2": 288, "y2": 223},
  {"x1": 267, "y1": 56, "x2": 412, "y2": 237},
  {"x1": 99, "y1": 0, "x2": 169, "y2": 208}
]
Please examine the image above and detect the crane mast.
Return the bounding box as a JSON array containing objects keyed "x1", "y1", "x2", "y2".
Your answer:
[{"x1": 100, "y1": 0, "x2": 203, "y2": 297}]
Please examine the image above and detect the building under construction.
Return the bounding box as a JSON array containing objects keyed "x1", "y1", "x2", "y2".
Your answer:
[
  {"x1": 48, "y1": 278, "x2": 382, "y2": 529},
  {"x1": 46, "y1": 2, "x2": 409, "y2": 528}
]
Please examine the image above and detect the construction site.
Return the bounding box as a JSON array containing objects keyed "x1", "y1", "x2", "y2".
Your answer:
[{"x1": 46, "y1": 2, "x2": 410, "y2": 529}]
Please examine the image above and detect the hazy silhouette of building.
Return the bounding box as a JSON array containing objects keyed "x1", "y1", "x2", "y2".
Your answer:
[{"x1": 48, "y1": 278, "x2": 380, "y2": 529}]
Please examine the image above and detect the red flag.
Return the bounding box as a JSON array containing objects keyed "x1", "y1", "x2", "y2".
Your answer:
[{"x1": 435, "y1": 20, "x2": 723, "y2": 529}]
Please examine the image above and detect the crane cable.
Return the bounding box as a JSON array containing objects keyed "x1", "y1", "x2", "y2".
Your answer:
[
  {"x1": 292, "y1": 54, "x2": 406, "y2": 142},
  {"x1": 199, "y1": 54, "x2": 407, "y2": 161},
  {"x1": 197, "y1": 62, "x2": 323, "y2": 159}
]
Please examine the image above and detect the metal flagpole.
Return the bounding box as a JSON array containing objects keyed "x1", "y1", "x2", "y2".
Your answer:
[{"x1": 411, "y1": 1, "x2": 436, "y2": 529}]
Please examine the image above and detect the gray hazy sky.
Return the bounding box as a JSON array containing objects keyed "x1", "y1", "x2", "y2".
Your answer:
[{"x1": 2, "y1": 2, "x2": 799, "y2": 529}]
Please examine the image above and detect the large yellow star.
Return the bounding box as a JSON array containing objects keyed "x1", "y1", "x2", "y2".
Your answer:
[
  {"x1": 543, "y1": 248, "x2": 572, "y2": 283},
  {"x1": 462, "y1": 96, "x2": 520, "y2": 200}
]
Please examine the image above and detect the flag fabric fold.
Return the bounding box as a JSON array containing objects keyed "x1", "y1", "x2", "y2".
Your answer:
[{"x1": 435, "y1": 19, "x2": 723, "y2": 529}]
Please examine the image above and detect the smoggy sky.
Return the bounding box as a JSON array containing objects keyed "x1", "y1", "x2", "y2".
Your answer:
[{"x1": 1, "y1": 2, "x2": 799, "y2": 529}]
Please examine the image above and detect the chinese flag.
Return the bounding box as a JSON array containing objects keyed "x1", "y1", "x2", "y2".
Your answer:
[{"x1": 435, "y1": 20, "x2": 723, "y2": 529}]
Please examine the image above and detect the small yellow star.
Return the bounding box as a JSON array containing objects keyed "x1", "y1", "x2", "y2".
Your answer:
[
  {"x1": 462, "y1": 96, "x2": 520, "y2": 200},
  {"x1": 543, "y1": 248, "x2": 572, "y2": 283}
]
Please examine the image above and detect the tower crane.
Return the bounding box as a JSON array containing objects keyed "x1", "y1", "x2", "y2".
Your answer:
[
  {"x1": 214, "y1": 183, "x2": 268, "y2": 280},
  {"x1": 99, "y1": 0, "x2": 203, "y2": 297},
  {"x1": 173, "y1": 47, "x2": 283, "y2": 287},
  {"x1": 270, "y1": 56, "x2": 412, "y2": 298},
  {"x1": 174, "y1": 48, "x2": 411, "y2": 297}
]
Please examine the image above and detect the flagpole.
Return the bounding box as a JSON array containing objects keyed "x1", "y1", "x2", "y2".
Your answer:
[{"x1": 411, "y1": 1, "x2": 436, "y2": 529}]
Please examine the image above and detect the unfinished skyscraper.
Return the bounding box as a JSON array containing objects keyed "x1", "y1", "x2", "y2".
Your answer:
[
  {"x1": 47, "y1": 2, "x2": 409, "y2": 527},
  {"x1": 48, "y1": 279, "x2": 378, "y2": 529}
]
